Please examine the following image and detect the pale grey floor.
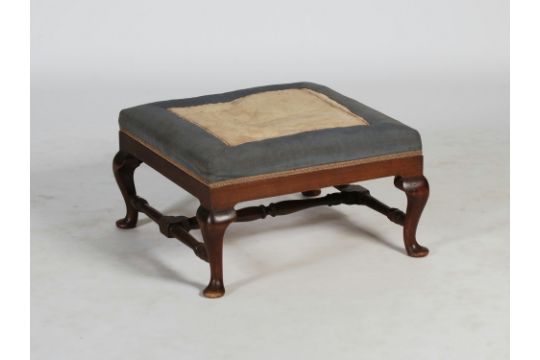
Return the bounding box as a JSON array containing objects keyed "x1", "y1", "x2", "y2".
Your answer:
[{"x1": 31, "y1": 78, "x2": 509, "y2": 359}]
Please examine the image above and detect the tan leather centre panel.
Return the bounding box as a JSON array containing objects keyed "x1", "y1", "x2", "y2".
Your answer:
[{"x1": 168, "y1": 88, "x2": 368, "y2": 146}]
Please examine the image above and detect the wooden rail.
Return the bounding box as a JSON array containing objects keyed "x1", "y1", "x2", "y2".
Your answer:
[{"x1": 129, "y1": 184, "x2": 405, "y2": 262}]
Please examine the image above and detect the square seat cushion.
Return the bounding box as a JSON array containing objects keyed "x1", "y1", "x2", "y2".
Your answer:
[{"x1": 119, "y1": 82, "x2": 422, "y2": 186}]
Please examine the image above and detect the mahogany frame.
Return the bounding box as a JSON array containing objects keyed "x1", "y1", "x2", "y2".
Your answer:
[{"x1": 113, "y1": 131, "x2": 429, "y2": 298}]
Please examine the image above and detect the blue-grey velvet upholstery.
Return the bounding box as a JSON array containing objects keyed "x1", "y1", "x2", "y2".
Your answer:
[{"x1": 119, "y1": 82, "x2": 422, "y2": 184}]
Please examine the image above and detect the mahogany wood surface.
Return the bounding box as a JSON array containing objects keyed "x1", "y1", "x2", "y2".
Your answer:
[
  {"x1": 394, "y1": 176, "x2": 430, "y2": 257},
  {"x1": 113, "y1": 151, "x2": 142, "y2": 229},
  {"x1": 301, "y1": 189, "x2": 322, "y2": 197},
  {"x1": 114, "y1": 131, "x2": 430, "y2": 298},
  {"x1": 196, "y1": 207, "x2": 236, "y2": 298}
]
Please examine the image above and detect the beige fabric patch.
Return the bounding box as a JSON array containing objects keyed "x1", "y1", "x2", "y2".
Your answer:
[{"x1": 168, "y1": 88, "x2": 368, "y2": 146}]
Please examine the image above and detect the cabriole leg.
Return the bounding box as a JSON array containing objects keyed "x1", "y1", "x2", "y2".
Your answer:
[
  {"x1": 113, "y1": 151, "x2": 142, "y2": 229},
  {"x1": 394, "y1": 176, "x2": 430, "y2": 257},
  {"x1": 196, "y1": 206, "x2": 236, "y2": 298}
]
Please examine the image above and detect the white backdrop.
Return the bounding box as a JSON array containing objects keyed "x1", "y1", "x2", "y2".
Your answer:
[
  {"x1": 32, "y1": 0, "x2": 508, "y2": 83},
  {"x1": 31, "y1": 1, "x2": 509, "y2": 359}
]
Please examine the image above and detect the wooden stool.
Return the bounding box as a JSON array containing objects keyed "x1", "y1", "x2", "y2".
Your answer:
[{"x1": 113, "y1": 82, "x2": 429, "y2": 298}]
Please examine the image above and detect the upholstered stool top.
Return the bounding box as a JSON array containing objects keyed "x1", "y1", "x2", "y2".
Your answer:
[{"x1": 119, "y1": 82, "x2": 422, "y2": 186}]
